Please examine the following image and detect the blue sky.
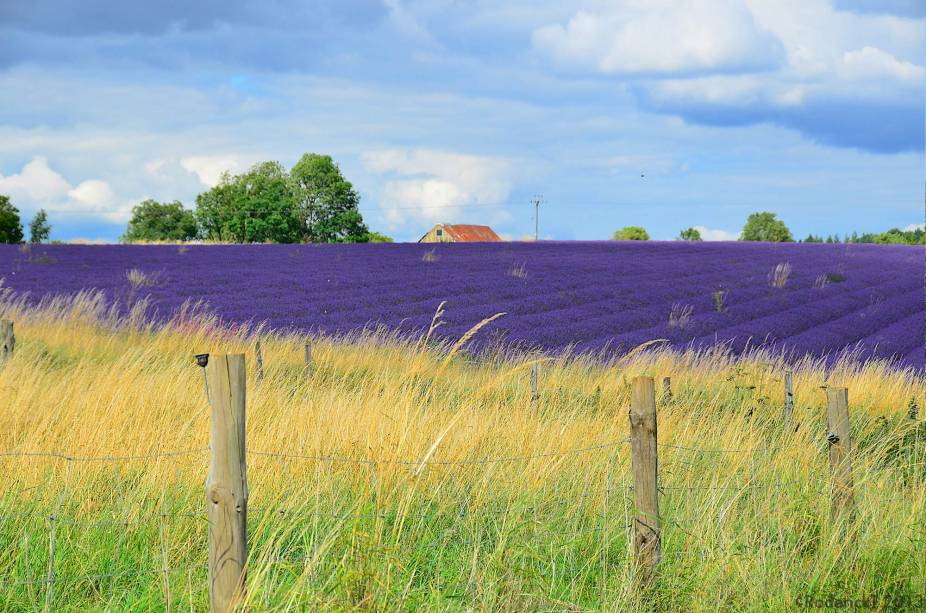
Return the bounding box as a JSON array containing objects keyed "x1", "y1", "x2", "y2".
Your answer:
[{"x1": 0, "y1": 0, "x2": 922, "y2": 242}]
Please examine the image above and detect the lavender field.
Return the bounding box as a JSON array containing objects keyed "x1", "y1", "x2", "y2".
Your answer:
[{"x1": 0, "y1": 241, "x2": 922, "y2": 369}]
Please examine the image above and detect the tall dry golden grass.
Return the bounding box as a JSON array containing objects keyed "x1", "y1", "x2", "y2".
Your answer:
[{"x1": 0, "y1": 291, "x2": 923, "y2": 610}]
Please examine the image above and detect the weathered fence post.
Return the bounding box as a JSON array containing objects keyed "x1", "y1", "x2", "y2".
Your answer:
[
  {"x1": 205, "y1": 354, "x2": 248, "y2": 612},
  {"x1": 530, "y1": 363, "x2": 539, "y2": 409},
  {"x1": 783, "y1": 371, "x2": 794, "y2": 431},
  {"x1": 255, "y1": 339, "x2": 264, "y2": 383},
  {"x1": 0, "y1": 319, "x2": 14, "y2": 363},
  {"x1": 661, "y1": 377, "x2": 671, "y2": 403},
  {"x1": 304, "y1": 343, "x2": 313, "y2": 374},
  {"x1": 825, "y1": 387, "x2": 854, "y2": 520},
  {"x1": 629, "y1": 376, "x2": 660, "y2": 582}
]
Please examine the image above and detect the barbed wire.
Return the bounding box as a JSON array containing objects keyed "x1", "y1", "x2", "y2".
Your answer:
[
  {"x1": 0, "y1": 509, "x2": 205, "y2": 528},
  {"x1": 658, "y1": 442, "x2": 805, "y2": 454},
  {"x1": 0, "y1": 448, "x2": 208, "y2": 463},
  {"x1": 0, "y1": 427, "x2": 915, "y2": 601},
  {"x1": 248, "y1": 439, "x2": 629, "y2": 466},
  {"x1": 656, "y1": 478, "x2": 813, "y2": 492},
  {"x1": 0, "y1": 564, "x2": 207, "y2": 590}
]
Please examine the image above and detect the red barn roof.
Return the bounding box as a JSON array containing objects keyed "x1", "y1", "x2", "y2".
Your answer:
[{"x1": 441, "y1": 224, "x2": 502, "y2": 242}]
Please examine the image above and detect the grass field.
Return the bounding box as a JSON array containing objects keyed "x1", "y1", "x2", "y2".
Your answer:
[{"x1": 0, "y1": 292, "x2": 924, "y2": 611}]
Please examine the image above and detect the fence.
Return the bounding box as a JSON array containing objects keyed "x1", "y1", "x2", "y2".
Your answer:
[{"x1": 0, "y1": 319, "x2": 914, "y2": 610}]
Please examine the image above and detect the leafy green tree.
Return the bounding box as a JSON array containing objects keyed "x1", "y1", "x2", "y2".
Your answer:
[
  {"x1": 0, "y1": 194, "x2": 24, "y2": 243},
  {"x1": 873, "y1": 228, "x2": 913, "y2": 245},
  {"x1": 612, "y1": 226, "x2": 649, "y2": 241},
  {"x1": 366, "y1": 231, "x2": 393, "y2": 243},
  {"x1": 29, "y1": 209, "x2": 51, "y2": 243},
  {"x1": 677, "y1": 227, "x2": 702, "y2": 241},
  {"x1": 290, "y1": 153, "x2": 369, "y2": 243},
  {"x1": 196, "y1": 162, "x2": 302, "y2": 243},
  {"x1": 740, "y1": 212, "x2": 793, "y2": 242},
  {"x1": 802, "y1": 234, "x2": 823, "y2": 243},
  {"x1": 123, "y1": 199, "x2": 198, "y2": 242}
]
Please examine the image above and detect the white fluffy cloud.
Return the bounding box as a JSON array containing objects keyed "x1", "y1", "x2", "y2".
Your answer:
[
  {"x1": 68, "y1": 179, "x2": 116, "y2": 209},
  {"x1": 180, "y1": 155, "x2": 250, "y2": 187},
  {"x1": 533, "y1": 0, "x2": 784, "y2": 76},
  {"x1": 362, "y1": 149, "x2": 513, "y2": 229},
  {"x1": 694, "y1": 226, "x2": 740, "y2": 241},
  {"x1": 0, "y1": 156, "x2": 71, "y2": 202},
  {"x1": 903, "y1": 223, "x2": 925, "y2": 232},
  {"x1": 0, "y1": 156, "x2": 130, "y2": 224},
  {"x1": 532, "y1": 0, "x2": 924, "y2": 151}
]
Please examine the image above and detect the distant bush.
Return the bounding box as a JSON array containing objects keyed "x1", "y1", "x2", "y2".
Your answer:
[
  {"x1": 678, "y1": 227, "x2": 702, "y2": 241},
  {"x1": 741, "y1": 212, "x2": 793, "y2": 243},
  {"x1": 367, "y1": 232, "x2": 394, "y2": 243},
  {"x1": 123, "y1": 199, "x2": 198, "y2": 243},
  {"x1": 868, "y1": 228, "x2": 924, "y2": 245},
  {"x1": 612, "y1": 226, "x2": 649, "y2": 241}
]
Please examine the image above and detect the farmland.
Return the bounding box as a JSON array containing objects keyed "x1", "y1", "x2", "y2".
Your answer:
[{"x1": 0, "y1": 241, "x2": 923, "y2": 370}]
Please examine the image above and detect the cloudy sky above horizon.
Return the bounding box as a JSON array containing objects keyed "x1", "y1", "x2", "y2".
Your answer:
[{"x1": 0, "y1": 0, "x2": 922, "y2": 242}]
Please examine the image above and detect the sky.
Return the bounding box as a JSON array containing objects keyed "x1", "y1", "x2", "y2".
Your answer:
[{"x1": 0, "y1": 0, "x2": 923, "y2": 243}]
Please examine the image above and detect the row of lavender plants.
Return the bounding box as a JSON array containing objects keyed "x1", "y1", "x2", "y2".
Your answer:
[{"x1": 0, "y1": 241, "x2": 922, "y2": 369}]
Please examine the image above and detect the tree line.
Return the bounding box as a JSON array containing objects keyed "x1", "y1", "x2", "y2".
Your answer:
[
  {"x1": 124, "y1": 153, "x2": 391, "y2": 243},
  {"x1": 1, "y1": 178, "x2": 922, "y2": 245},
  {"x1": 613, "y1": 211, "x2": 925, "y2": 245}
]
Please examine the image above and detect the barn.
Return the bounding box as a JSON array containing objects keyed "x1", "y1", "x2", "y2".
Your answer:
[{"x1": 418, "y1": 223, "x2": 502, "y2": 243}]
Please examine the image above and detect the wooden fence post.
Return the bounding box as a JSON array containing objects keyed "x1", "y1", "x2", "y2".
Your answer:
[
  {"x1": 304, "y1": 343, "x2": 313, "y2": 374},
  {"x1": 661, "y1": 377, "x2": 671, "y2": 403},
  {"x1": 825, "y1": 387, "x2": 854, "y2": 520},
  {"x1": 255, "y1": 340, "x2": 264, "y2": 383},
  {"x1": 530, "y1": 363, "x2": 539, "y2": 409},
  {"x1": 783, "y1": 371, "x2": 794, "y2": 431},
  {"x1": 205, "y1": 354, "x2": 248, "y2": 612},
  {"x1": 0, "y1": 319, "x2": 13, "y2": 363},
  {"x1": 629, "y1": 376, "x2": 660, "y2": 581}
]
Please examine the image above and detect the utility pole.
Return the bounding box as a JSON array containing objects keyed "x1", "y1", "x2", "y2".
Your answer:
[{"x1": 531, "y1": 194, "x2": 543, "y2": 241}]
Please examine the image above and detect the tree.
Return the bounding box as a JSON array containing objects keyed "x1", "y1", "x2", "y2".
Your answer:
[
  {"x1": 612, "y1": 226, "x2": 649, "y2": 241},
  {"x1": 677, "y1": 227, "x2": 702, "y2": 241},
  {"x1": 29, "y1": 209, "x2": 51, "y2": 243},
  {"x1": 740, "y1": 212, "x2": 793, "y2": 242},
  {"x1": 874, "y1": 228, "x2": 909, "y2": 245},
  {"x1": 196, "y1": 162, "x2": 302, "y2": 243},
  {"x1": 366, "y1": 231, "x2": 393, "y2": 243},
  {"x1": 123, "y1": 199, "x2": 198, "y2": 242},
  {"x1": 0, "y1": 194, "x2": 24, "y2": 244},
  {"x1": 290, "y1": 153, "x2": 369, "y2": 243}
]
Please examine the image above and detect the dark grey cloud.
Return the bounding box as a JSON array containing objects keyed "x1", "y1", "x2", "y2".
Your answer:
[
  {"x1": 638, "y1": 91, "x2": 924, "y2": 154},
  {"x1": 0, "y1": 0, "x2": 390, "y2": 71},
  {"x1": 834, "y1": 0, "x2": 924, "y2": 18},
  {"x1": 0, "y1": 0, "x2": 387, "y2": 36}
]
